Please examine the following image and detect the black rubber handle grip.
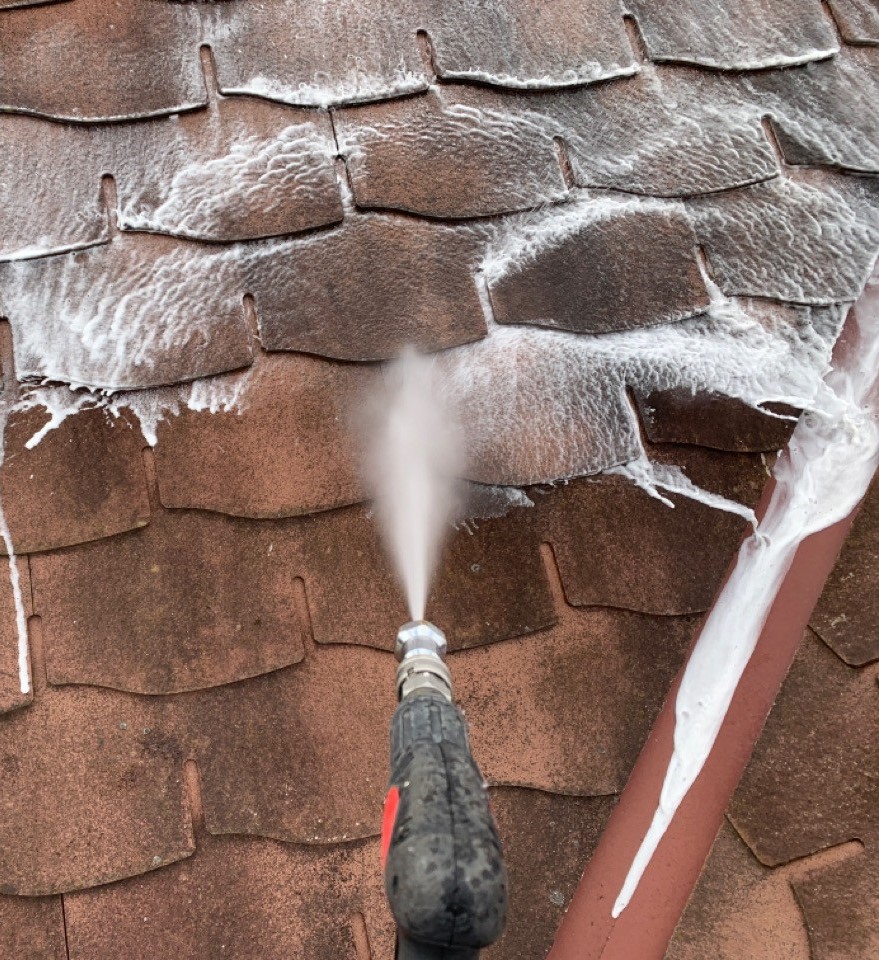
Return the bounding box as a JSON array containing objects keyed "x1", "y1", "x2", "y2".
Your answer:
[{"x1": 383, "y1": 691, "x2": 507, "y2": 959}]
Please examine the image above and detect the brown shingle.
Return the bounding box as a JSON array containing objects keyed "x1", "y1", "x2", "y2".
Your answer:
[
  {"x1": 252, "y1": 215, "x2": 487, "y2": 359},
  {"x1": 624, "y1": 0, "x2": 838, "y2": 70},
  {"x1": 31, "y1": 508, "x2": 305, "y2": 695},
  {"x1": 666, "y1": 820, "x2": 809, "y2": 960},
  {"x1": 534, "y1": 458, "x2": 759, "y2": 615},
  {"x1": 439, "y1": 330, "x2": 642, "y2": 486},
  {"x1": 648, "y1": 443, "x2": 771, "y2": 508},
  {"x1": 0, "y1": 893, "x2": 66, "y2": 960},
  {"x1": 0, "y1": 405, "x2": 150, "y2": 554},
  {"x1": 744, "y1": 47, "x2": 879, "y2": 175},
  {"x1": 154, "y1": 356, "x2": 372, "y2": 517},
  {"x1": 423, "y1": 0, "x2": 636, "y2": 88},
  {"x1": 825, "y1": 0, "x2": 879, "y2": 43},
  {"x1": 0, "y1": 235, "x2": 253, "y2": 390},
  {"x1": 204, "y1": 0, "x2": 427, "y2": 107},
  {"x1": 688, "y1": 176, "x2": 879, "y2": 303},
  {"x1": 299, "y1": 501, "x2": 556, "y2": 652},
  {"x1": 485, "y1": 790, "x2": 616, "y2": 960},
  {"x1": 0, "y1": 0, "x2": 205, "y2": 121},
  {"x1": 0, "y1": 115, "x2": 107, "y2": 262},
  {"x1": 112, "y1": 97, "x2": 343, "y2": 243},
  {"x1": 64, "y1": 831, "x2": 373, "y2": 960},
  {"x1": 182, "y1": 647, "x2": 392, "y2": 844},
  {"x1": 0, "y1": 685, "x2": 193, "y2": 895},
  {"x1": 456, "y1": 604, "x2": 695, "y2": 794},
  {"x1": 335, "y1": 88, "x2": 567, "y2": 219},
  {"x1": 729, "y1": 630, "x2": 879, "y2": 865},
  {"x1": 793, "y1": 845, "x2": 879, "y2": 960},
  {"x1": 489, "y1": 204, "x2": 709, "y2": 334},
  {"x1": 810, "y1": 478, "x2": 879, "y2": 666},
  {"x1": 633, "y1": 389, "x2": 796, "y2": 453}
]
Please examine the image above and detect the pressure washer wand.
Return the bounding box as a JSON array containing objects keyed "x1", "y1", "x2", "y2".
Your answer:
[{"x1": 381, "y1": 621, "x2": 508, "y2": 960}]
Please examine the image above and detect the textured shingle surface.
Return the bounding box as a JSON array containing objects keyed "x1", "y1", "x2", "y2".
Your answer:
[
  {"x1": 667, "y1": 548, "x2": 879, "y2": 958},
  {"x1": 623, "y1": 0, "x2": 839, "y2": 69},
  {"x1": 811, "y1": 478, "x2": 879, "y2": 665},
  {"x1": 0, "y1": 2, "x2": 877, "y2": 957}
]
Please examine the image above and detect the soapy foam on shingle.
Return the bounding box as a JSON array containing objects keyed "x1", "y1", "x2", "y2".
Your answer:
[
  {"x1": 0, "y1": 190, "x2": 856, "y2": 699},
  {"x1": 607, "y1": 452, "x2": 758, "y2": 523},
  {"x1": 479, "y1": 193, "x2": 674, "y2": 284},
  {"x1": 1, "y1": 240, "x2": 247, "y2": 391},
  {"x1": 229, "y1": 64, "x2": 426, "y2": 110},
  {"x1": 17, "y1": 363, "x2": 257, "y2": 450},
  {"x1": 439, "y1": 291, "x2": 841, "y2": 486},
  {"x1": 119, "y1": 124, "x2": 337, "y2": 239}
]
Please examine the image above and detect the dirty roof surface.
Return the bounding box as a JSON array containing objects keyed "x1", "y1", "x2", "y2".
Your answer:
[
  {"x1": 0, "y1": 2, "x2": 877, "y2": 958},
  {"x1": 668, "y1": 478, "x2": 879, "y2": 960}
]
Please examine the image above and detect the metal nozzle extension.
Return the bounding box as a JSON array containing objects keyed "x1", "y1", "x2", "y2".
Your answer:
[{"x1": 395, "y1": 621, "x2": 452, "y2": 702}]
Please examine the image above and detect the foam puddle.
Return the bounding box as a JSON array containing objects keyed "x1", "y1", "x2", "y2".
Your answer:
[{"x1": 613, "y1": 264, "x2": 879, "y2": 918}]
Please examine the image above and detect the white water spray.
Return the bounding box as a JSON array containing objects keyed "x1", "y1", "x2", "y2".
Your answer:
[
  {"x1": 613, "y1": 263, "x2": 879, "y2": 918},
  {"x1": 362, "y1": 348, "x2": 464, "y2": 622}
]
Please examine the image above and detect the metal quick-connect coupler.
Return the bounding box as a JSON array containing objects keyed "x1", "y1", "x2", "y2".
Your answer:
[{"x1": 394, "y1": 620, "x2": 453, "y2": 702}]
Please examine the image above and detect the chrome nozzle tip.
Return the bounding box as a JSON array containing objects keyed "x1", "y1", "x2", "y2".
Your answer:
[{"x1": 395, "y1": 620, "x2": 447, "y2": 662}]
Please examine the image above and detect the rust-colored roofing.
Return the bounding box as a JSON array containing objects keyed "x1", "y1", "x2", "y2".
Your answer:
[
  {"x1": 669, "y1": 483, "x2": 879, "y2": 958},
  {"x1": 0, "y1": 2, "x2": 877, "y2": 959}
]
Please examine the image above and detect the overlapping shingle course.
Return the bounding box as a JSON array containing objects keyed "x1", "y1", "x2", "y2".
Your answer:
[
  {"x1": 31, "y1": 506, "x2": 307, "y2": 694},
  {"x1": 0, "y1": 0, "x2": 877, "y2": 957},
  {"x1": 811, "y1": 477, "x2": 879, "y2": 665},
  {"x1": 729, "y1": 631, "x2": 878, "y2": 866},
  {"x1": 0, "y1": 405, "x2": 150, "y2": 554},
  {"x1": 668, "y1": 625, "x2": 879, "y2": 958},
  {"x1": 622, "y1": 0, "x2": 839, "y2": 69}
]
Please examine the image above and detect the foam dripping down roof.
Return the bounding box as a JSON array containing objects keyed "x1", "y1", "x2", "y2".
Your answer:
[{"x1": 0, "y1": 2, "x2": 878, "y2": 958}]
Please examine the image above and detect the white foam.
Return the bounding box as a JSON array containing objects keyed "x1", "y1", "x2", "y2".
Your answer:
[
  {"x1": 613, "y1": 262, "x2": 879, "y2": 918},
  {"x1": 664, "y1": 47, "x2": 839, "y2": 72},
  {"x1": 439, "y1": 293, "x2": 840, "y2": 486},
  {"x1": 1, "y1": 238, "x2": 247, "y2": 391},
  {"x1": 17, "y1": 364, "x2": 257, "y2": 450},
  {"x1": 607, "y1": 451, "x2": 757, "y2": 524},
  {"x1": 439, "y1": 62, "x2": 638, "y2": 89},
  {"x1": 480, "y1": 194, "x2": 673, "y2": 285},
  {"x1": 118, "y1": 123, "x2": 337, "y2": 239},
  {"x1": 229, "y1": 65, "x2": 426, "y2": 109}
]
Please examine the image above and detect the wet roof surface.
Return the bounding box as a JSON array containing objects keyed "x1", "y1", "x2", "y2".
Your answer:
[
  {"x1": 0, "y1": 2, "x2": 877, "y2": 958},
  {"x1": 668, "y1": 481, "x2": 879, "y2": 959}
]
